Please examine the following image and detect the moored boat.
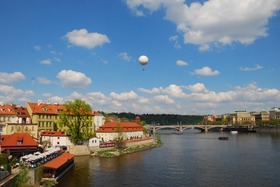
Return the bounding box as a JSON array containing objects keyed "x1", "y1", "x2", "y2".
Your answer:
[
  {"x1": 218, "y1": 136, "x2": 229, "y2": 140},
  {"x1": 42, "y1": 152, "x2": 75, "y2": 181}
]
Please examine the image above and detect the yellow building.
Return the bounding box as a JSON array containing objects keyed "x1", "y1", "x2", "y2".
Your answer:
[
  {"x1": 5, "y1": 123, "x2": 38, "y2": 138},
  {"x1": 26, "y1": 101, "x2": 95, "y2": 134},
  {"x1": 227, "y1": 110, "x2": 255, "y2": 125}
]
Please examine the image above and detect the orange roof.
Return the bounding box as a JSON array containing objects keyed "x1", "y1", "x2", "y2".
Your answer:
[
  {"x1": 27, "y1": 102, "x2": 95, "y2": 115},
  {"x1": 40, "y1": 131, "x2": 67, "y2": 137},
  {"x1": 96, "y1": 122, "x2": 143, "y2": 133},
  {"x1": 0, "y1": 104, "x2": 17, "y2": 115},
  {"x1": 27, "y1": 102, "x2": 65, "y2": 115},
  {"x1": 0, "y1": 133, "x2": 38, "y2": 147},
  {"x1": 43, "y1": 152, "x2": 75, "y2": 169}
]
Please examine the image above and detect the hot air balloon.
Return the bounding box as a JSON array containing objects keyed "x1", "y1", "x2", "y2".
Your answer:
[{"x1": 138, "y1": 55, "x2": 149, "y2": 70}]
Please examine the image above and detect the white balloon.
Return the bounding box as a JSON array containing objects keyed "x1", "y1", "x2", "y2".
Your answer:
[{"x1": 138, "y1": 55, "x2": 149, "y2": 66}]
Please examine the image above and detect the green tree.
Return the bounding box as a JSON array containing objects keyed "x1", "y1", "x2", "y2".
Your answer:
[
  {"x1": 116, "y1": 122, "x2": 125, "y2": 149},
  {"x1": 15, "y1": 166, "x2": 31, "y2": 187},
  {"x1": 58, "y1": 99, "x2": 93, "y2": 145}
]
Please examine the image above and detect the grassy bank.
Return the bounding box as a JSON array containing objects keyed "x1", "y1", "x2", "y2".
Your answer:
[{"x1": 92, "y1": 139, "x2": 162, "y2": 158}]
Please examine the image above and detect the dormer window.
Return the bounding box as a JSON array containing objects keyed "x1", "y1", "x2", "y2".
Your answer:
[
  {"x1": 17, "y1": 137, "x2": 23, "y2": 145},
  {"x1": 42, "y1": 107, "x2": 48, "y2": 112}
]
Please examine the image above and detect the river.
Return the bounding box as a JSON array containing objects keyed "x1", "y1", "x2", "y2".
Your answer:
[{"x1": 58, "y1": 129, "x2": 280, "y2": 187}]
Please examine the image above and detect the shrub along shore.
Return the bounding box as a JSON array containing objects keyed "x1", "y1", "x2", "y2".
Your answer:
[{"x1": 92, "y1": 139, "x2": 162, "y2": 158}]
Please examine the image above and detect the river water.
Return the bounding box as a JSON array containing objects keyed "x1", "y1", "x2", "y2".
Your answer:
[{"x1": 58, "y1": 130, "x2": 280, "y2": 187}]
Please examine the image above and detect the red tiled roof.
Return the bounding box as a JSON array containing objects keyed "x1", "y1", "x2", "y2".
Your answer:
[
  {"x1": 0, "y1": 133, "x2": 38, "y2": 147},
  {"x1": 27, "y1": 102, "x2": 65, "y2": 115},
  {"x1": 40, "y1": 131, "x2": 67, "y2": 137},
  {"x1": 96, "y1": 122, "x2": 143, "y2": 133},
  {"x1": 0, "y1": 104, "x2": 17, "y2": 115},
  {"x1": 27, "y1": 102, "x2": 95, "y2": 115},
  {"x1": 43, "y1": 152, "x2": 75, "y2": 169},
  {"x1": 13, "y1": 106, "x2": 30, "y2": 118}
]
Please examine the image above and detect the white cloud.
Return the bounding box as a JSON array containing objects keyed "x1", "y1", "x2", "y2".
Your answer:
[
  {"x1": 169, "y1": 35, "x2": 181, "y2": 48},
  {"x1": 40, "y1": 59, "x2": 52, "y2": 65},
  {"x1": 194, "y1": 66, "x2": 220, "y2": 76},
  {"x1": 0, "y1": 72, "x2": 25, "y2": 84},
  {"x1": 56, "y1": 70, "x2": 92, "y2": 89},
  {"x1": 32, "y1": 82, "x2": 280, "y2": 115},
  {"x1": 65, "y1": 28, "x2": 110, "y2": 49},
  {"x1": 36, "y1": 77, "x2": 53, "y2": 85},
  {"x1": 110, "y1": 91, "x2": 139, "y2": 100},
  {"x1": 240, "y1": 64, "x2": 263, "y2": 71},
  {"x1": 0, "y1": 84, "x2": 34, "y2": 103},
  {"x1": 186, "y1": 83, "x2": 208, "y2": 93},
  {"x1": 126, "y1": 0, "x2": 280, "y2": 50},
  {"x1": 176, "y1": 60, "x2": 188, "y2": 66},
  {"x1": 154, "y1": 95, "x2": 175, "y2": 104},
  {"x1": 118, "y1": 52, "x2": 131, "y2": 62}
]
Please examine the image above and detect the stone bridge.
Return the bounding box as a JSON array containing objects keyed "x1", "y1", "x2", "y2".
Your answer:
[{"x1": 145, "y1": 124, "x2": 227, "y2": 134}]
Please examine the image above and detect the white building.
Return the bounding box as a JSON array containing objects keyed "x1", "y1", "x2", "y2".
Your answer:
[
  {"x1": 269, "y1": 107, "x2": 280, "y2": 120},
  {"x1": 89, "y1": 137, "x2": 100, "y2": 147},
  {"x1": 94, "y1": 113, "x2": 105, "y2": 131},
  {"x1": 96, "y1": 121, "x2": 144, "y2": 143},
  {"x1": 40, "y1": 131, "x2": 73, "y2": 147}
]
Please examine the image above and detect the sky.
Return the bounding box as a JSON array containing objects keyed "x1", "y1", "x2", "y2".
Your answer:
[{"x1": 0, "y1": 0, "x2": 280, "y2": 115}]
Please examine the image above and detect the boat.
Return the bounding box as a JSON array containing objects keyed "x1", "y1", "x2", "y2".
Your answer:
[
  {"x1": 230, "y1": 131, "x2": 238, "y2": 134},
  {"x1": 42, "y1": 152, "x2": 75, "y2": 181},
  {"x1": 218, "y1": 136, "x2": 229, "y2": 140}
]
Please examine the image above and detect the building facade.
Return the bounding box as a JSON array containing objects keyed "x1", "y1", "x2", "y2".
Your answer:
[
  {"x1": 96, "y1": 120, "x2": 144, "y2": 143},
  {"x1": 269, "y1": 107, "x2": 280, "y2": 120},
  {"x1": 227, "y1": 110, "x2": 255, "y2": 125},
  {"x1": 40, "y1": 130, "x2": 73, "y2": 147}
]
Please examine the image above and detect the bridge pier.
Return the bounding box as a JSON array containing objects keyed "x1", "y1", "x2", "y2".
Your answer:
[{"x1": 204, "y1": 125, "x2": 208, "y2": 132}]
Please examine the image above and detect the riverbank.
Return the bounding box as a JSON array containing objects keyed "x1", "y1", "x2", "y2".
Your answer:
[{"x1": 92, "y1": 139, "x2": 162, "y2": 158}]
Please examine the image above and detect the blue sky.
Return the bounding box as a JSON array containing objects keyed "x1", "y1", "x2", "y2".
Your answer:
[{"x1": 0, "y1": 0, "x2": 280, "y2": 115}]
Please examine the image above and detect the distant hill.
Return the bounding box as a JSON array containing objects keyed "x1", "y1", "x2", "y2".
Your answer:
[{"x1": 99, "y1": 112, "x2": 204, "y2": 125}]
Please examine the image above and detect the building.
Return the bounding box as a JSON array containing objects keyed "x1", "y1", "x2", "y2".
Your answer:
[
  {"x1": 269, "y1": 107, "x2": 280, "y2": 120},
  {"x1": 26, "y1": 101, "x2": 65, "y2": 131},
  {"x1": 5, "y1": 123, "x2": 38, "y2": 138},
  {"x1": 251, "y1": 111, "x2": 270, "y2": 124},
  {"x1": 227, "y1": 110, "x2": 255, "y2": 126},
  {"x1": 26, "y1": 100, "x2": 96, "y2": 134},
  {"x1": 93, "y1": 112, "x2": 105, "y2": 131},
  {"x1": 96, "y1": 120, "x2": 144, "y2": 142},
  {"x1": 40, "y1": 131, "x2": 73, "y2": 147},
  {"x1": 0, "y1": 133, "x2": 39, "y2": 157},
  {"x1": 0, "y1": 104, "x2": 37, "y2": 138}
]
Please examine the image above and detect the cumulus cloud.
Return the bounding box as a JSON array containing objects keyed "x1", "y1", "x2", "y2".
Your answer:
[
  {"x1": 154, "y1": 95, "x2": 175, "y2": 104},
  {"x1": 65, "y1": 28, "x2": 110, "y2": 49},
  {"x1": 32, "y1": 82, "x2": 280, "y2": 115},
  {"x1": 176, "y1": 60, "x2": 188, "y2": 66},
  {"x1": 56, "y1": 70, "x2": 92, "y2": 89},
  {"x1": 125, "y1": 0, "x2": 280, "y2": 51},
  {"x1": 0, "y1": 84, "x2": 34, "y2": 103},
  {"x1": 110, "y1": 91, "x2": 139, "y2": 100},
  {"x1": 186, "y1": 83, "x2": 208, "y2": 93},
  {"x1": 240, "y1": 64, "x2": 263, "y2": 71},
  {"x1": 0, "y1": 72, "x2": 25, "y2": 84},
  {"x1": 194, "y1": 66, "x2": 220, "y2": 76},
  {"x1": 118, "y1": 52, "x2": 131, "y2": 62}
]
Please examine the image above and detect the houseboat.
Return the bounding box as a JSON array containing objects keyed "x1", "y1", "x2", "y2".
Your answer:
[{"x1": 42, "y1": 152, "x2": 75, "y2": 181}]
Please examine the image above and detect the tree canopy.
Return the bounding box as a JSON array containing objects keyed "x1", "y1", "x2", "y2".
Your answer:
[{"x1": 58, "y1": 99, "x2": 93, "y2": 145}]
